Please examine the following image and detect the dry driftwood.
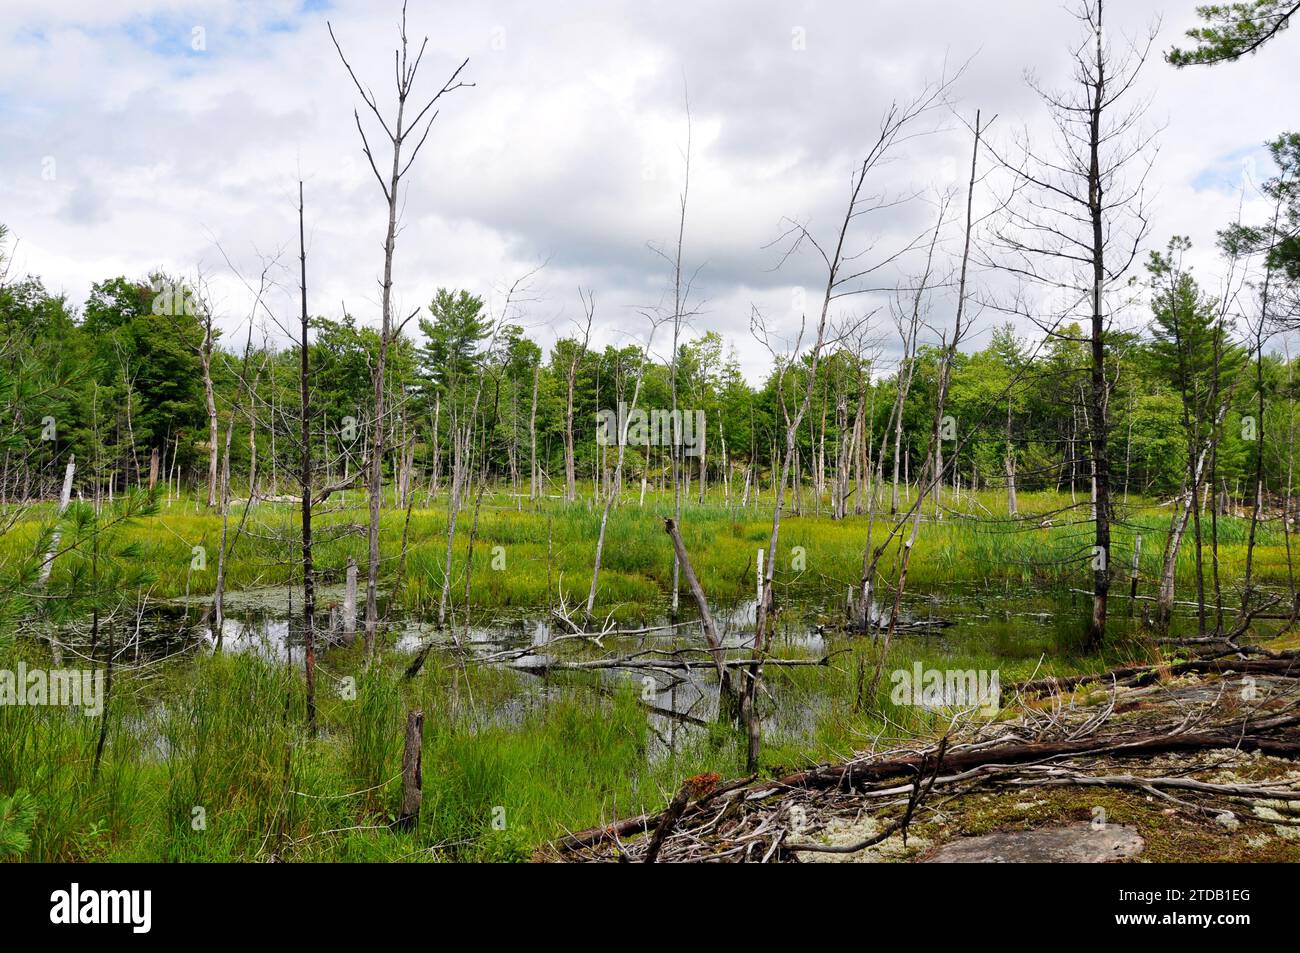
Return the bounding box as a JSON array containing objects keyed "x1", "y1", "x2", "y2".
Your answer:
[{"x1": 551, "y1": 674, "x2": 1300, "y2": 858}]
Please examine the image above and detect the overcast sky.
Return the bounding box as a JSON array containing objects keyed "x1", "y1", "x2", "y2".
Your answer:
[{"x1": 0, "y1": 0, "x2": 1291, "y2": 378}]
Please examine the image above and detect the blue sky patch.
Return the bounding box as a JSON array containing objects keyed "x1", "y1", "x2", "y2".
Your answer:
[{"x1": 1191, "y1": 144, "x2": 1277, "y2": 194}]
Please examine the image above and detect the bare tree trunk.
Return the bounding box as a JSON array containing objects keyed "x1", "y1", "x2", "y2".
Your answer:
[
  {"x1": 343, "y1": 556, "x2": 358, "y2": 645},
  {"x1": 1084, "y1": 26, "x2": 1112, "y2": 651},
  {"x1": 202, "y1": 345, "x2": 218, "y2": 507},
  {"x1": 39, "y1": 456, "x2": 76, "y2": 585},
  {"x1": 587, "y1": 327, "x2": 655, "y2": 620},
  {"x1": 330, "y1": 7, "x2": 472, "y2": 661},
  {"x1": 297, "y1": 181, "x2": 318, "y2": 735},
  {"x1": 431, "y1": 392, "x2": 442, "y2": 499},
  {"x1": 1005, "y1": 402, "x2": 1018, "y2": 516},
  {"x1": 697, "y1": 417, "x2": 706, "y2": 504},
  {"x1": 663, "y1": 517, "x2": 733, "y2": 703},
  {"x1": 1238, "y1": 191, "x2": 1284, "y2": 623},
  {"x1": 718, "y1": 408, "x2": 729, "y2": 508},
  {"x1": 529, "y1": 364, "x2": 540, "y2": 501},
  {"x1": 213, "y1": 422, "x2": 234, "y2": 644},
  {"x1": 563, "y1": 306, "x2": 592, "y2": 504},
  {"x1": 664, "y1": 102, "x2": 694, "y2": 619}
]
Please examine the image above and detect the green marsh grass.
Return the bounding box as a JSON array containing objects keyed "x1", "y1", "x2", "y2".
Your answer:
[{"x1": 0, "y1": 486, "x2": 1293, "y2": 860}]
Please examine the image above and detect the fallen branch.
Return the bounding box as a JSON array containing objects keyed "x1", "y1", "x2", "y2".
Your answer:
[
  {"x1": 788, "y1": 737, "x2": 948, "y2": 855},
  {"x1": 664, "y1": 517, "x2": 731, "y2": 694},
  {"x1": 1015, "y1": 652, "x2": 1300, "y2": 695}
]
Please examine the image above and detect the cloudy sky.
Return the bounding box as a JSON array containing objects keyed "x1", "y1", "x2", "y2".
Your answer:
[{"x1": 0, "y1": 0, "x2": 1290, "y2": 378}]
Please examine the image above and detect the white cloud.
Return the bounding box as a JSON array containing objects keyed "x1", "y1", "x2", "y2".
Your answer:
[{"x1": 0, "y1": 0, "x2": 1293, "y2": 378}]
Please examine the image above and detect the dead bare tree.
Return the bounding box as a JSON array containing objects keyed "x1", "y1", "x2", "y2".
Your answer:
[
  {"x1": 1235, "y1": 187, "x2": 1290, "y2": 625},
  {"x1": 865, "y1": 116, "x2": 985, "y2": 699},
  {"x1": 586, "y1": 307, "x2": 665, "y2": 621},
  {"x1": 986, "y1": 0, "x2": 1158, "y2": 648},
  {"x1": 196, "y1": 287, "x2": 219, "y2": 508},
  {"x1": 209, "y1": 247, "x2": 280, "y2": 648},
  {"x1": 743, "y1": 74, "x2": 959, "y2": 771},
  {"x1": 296, "y1": 181, "x2": 319, "y2": 733},
  {"x1": 529, "y1": 363, "x2": 541, "y2": 502},
  {"x1": 889, "y1": 208, "x2": 945, "y2": 514},
  {"x1": 330, "y1": 2, "x2": 472, "y2": 659},
  {"x1": 163, "y1": 272, "x2": 220, "y2": 506},
  {"x1": 646, "y1": 91, "x2": 700, "y2": 619},
  {"x1": 562, "y1": 298, "x2": 593, "y2": 504}
]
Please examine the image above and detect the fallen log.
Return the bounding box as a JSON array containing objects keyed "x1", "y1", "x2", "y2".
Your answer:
[
  {"x1": 663, "y1": 517, "x2": 730, "y2": 694},
  {"x1": 1014, "y1": 653, "x2": 1300, "y2": 695},
  {"x1": 512, "y1": 654, "x2": 837, "y2": 674},
  {"x1": 552, "y1": 711, "x2": 1300, "y2": 854},
  {"x1": 771, "y1": 712, "x2": 1300, "y2": 793},
  {"x1": 552, "y1": 773, "x2": 754, "y2": 853}
]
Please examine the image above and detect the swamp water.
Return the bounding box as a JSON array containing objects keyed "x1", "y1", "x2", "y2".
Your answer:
[{"x1": 54, "y1": 580, "x2": 1227, "y2": 766}]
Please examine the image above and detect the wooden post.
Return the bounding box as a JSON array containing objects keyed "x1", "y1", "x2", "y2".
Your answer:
[{"x1": 397, "y1": 709, "x2": 424, "y2": 832}]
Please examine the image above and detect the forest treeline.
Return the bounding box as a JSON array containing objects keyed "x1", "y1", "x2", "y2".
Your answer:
[{"x1": 0, "y1": 256, "x2": 1296, "y2": 514}]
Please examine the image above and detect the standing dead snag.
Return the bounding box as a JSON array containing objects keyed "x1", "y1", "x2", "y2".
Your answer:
[
  {"x1": 162, "y1": 275, "x2": 220, "y2": 506},
  {"x1": 653, "y1": 92, "x2": 696, "y2": 621},
  {"x1": 986, "y1": 0, "x2": 1158, "y2": 649},
  {"x1": 285, "y1": 183, "x2": 359, "y2": 728},
  {"x1": 745, "y1": 72, "x2": 959, "y2": 772},
  {"x1": 38, "y1": 455, "x2": 75, "y2": 585},
  {"x1": 297, "y1": 181, "x2": 318, "y2": 735},
  {"x1": 562, "y1": 295, "x2": 593, "y2": 504},
  {"x1": 871, "y1": 113, "x2": 983, "y2": 698},
  {"x1": 342, "y1": 556, "x2": 358, "y2": 645},
  {"x1": 329, "y1": 3, "x2": 473, "y2": 660},
  {"x1": 396, "y1": 709, "x2": 424, "y2": 832},
  {"x1": 586, "y1": 301, "x2": 662, "y2": 623},
  {"x1": 196, "y1": 291, "x2": 219, "y2": 508},
  {"x1": 210, "y1": 251, "x2": 277, "y2": 653}
]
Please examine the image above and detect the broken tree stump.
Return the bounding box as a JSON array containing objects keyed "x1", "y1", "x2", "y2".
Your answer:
[
  {"x1": 396, "y1": 709, "x2": 424, "y2": 832},
  {"x1": 342, "y1": 556, "x2": 358, "y2": 645}
]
